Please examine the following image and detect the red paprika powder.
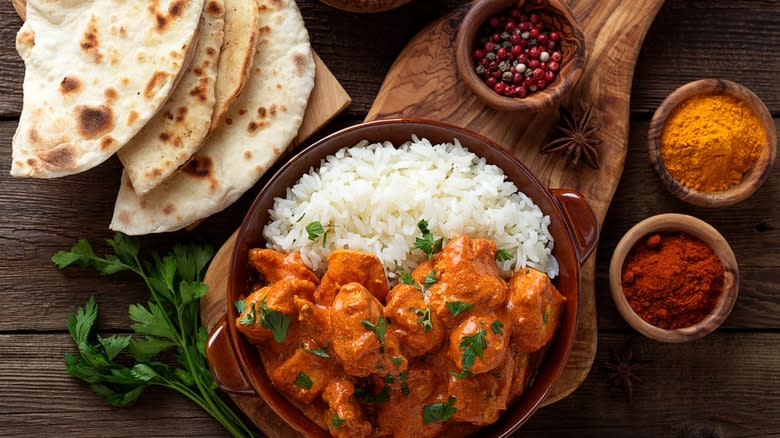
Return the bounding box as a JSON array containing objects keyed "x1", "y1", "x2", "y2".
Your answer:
[{"x1": 621, "y1": 232, "x2": 724, "y2": 329}]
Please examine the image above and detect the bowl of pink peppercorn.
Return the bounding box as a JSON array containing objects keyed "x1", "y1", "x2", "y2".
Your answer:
[{"x1": 455, "y1": 0, "x2": 586, "y2": 113}]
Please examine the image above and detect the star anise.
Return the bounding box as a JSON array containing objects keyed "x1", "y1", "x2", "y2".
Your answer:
[
  {"x1": 540, "y1": 104, "x2": 603, "y2": 169},
  {"x1": 598, "y1": 340, "x2": 648, "y2": 403}
]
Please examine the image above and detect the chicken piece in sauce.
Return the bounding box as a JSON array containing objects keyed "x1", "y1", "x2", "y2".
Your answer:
[
  {"x1": 270, "y1": 347, "x2": 342, "y2": 404},
  {"x1": 446, "y1": 353, "x2": 514, "y2": 425},
  {"x1": 375, "y1": 364, "x2": 446, "y2": 438},
  {"x1": 384, "y1": 283, "x2": 446, "y2": 358},
  {"x1": 427, "y1": 236, "x2": 508, "y2": 326},
  {"x1": 508, "y1": 345, "x2": 532, "y2": 400},
  {"x1": 507, "y1": 267, "x2": 566, "y2": 352},
  {"x1": 331, "y1": 282, "x2": 407, "y2": 377},
  {"x1": 323, "y1": 379, "x2": 374, "y2": 438},
  {"x1": 317, "y1": 249, "x2": 389, "y2": 305},
  {"x1": 235, "y1": 277, "x2": 315, "y2": 344},
  {"x1": 447, "y1": 313, "x2": 510, "y2": 374},
  {"x1": 249, "y1": 248, "x2": 319, "y2": 285},
  {"x1": 294, "y1": 296, "x2": 333, "y2": 350}
]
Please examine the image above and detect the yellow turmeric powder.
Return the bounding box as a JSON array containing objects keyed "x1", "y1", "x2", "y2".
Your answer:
[{"x1": 660, "y1": 94, "x2": 764, "y2": 192}]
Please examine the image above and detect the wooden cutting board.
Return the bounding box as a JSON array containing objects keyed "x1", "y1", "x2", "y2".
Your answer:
[{"x1": 195, "y1": 0, "x2": 663, "y2": 436}]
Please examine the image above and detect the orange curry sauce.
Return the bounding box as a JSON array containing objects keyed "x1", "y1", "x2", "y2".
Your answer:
[{"x1": 235, "y1": 235, "x2": 565, "y2": 437}]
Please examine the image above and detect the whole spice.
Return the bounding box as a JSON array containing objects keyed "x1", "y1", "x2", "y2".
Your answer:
[
  {"x1": 540, "y1": 104, "x2": 603, "y2": 168},
  {"x1": 599, "y1": 339, "x2": 647, "y2": 403},
  {"x1": 660, "y1": 93, "x2": 764, "y2": 192},
  {"x1": 472, "y1": 4, "x2": 563, "y2": 98},
  {"x1": 621, "y1": 232, "x2": 724, "y2": 329}
]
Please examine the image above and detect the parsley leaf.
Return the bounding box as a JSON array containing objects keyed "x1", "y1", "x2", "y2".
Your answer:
[
  {"x1": 445, "y1": 301, "x2": 474, "y2": 317},
  {"x1": 413, "y1": 219, "x2": 443, "y2": 260},
  {"x1": 258, "y1": 298, "x2": 291, "y2": 343},
  {"x1": 359, "y1": 386, "x2": 391, "y2": 404},
  {"x1": 391, "y1": 356, "x2": 403, "y2": 366},
  {"x1": 294, "y1": 372, "x2": 313, "y2": 389},
  {"x1": 238, "y1": 302, "x2": 257, "y2": 326},
  {"x1": 302, "y1": 345, "x2": 331, "y2": 359},
  {"x1": 401, "y1": 383, "x2": 411, "y2": 396},
  {"x1": 423, "y1": 396, "x2": 457, "y2": 424},
  {"x1": 460, "y1": 328, "x2": 488, "y2": 370},
  {"x1": 331, "y1": 413, "x2": 346, "y2": 430},
  {"x1": 422, "y1": 270, "x2": 437, "y2": 293},
  {"x1": 415, "y1": 307, "x2": 433, "y2": 332},
  {"x1": 360, "y1": 316, "x2": 387, "y2": 353},
  {"x1": 396, "y1": 265, "x2": 417, "y2": 288},
  {"x1": 306, "y1": 220, "x2": 336, "y2": 248},
  {"x1": 495, "y1": 248, "x2": 514, "y2": 262},
  {"x1": 234, "y1": 300, "x2": 246, "y2": 314},
  {"x1": 491, "y1": 320, "x2": 505, "y2": 335},
  {"x1": 543, "y1": 305, "x2": 551, "y2": 324},
  {"x1": 449, "y1": 369, "x2": 474, "y2": 379},
  {"x1": 383, "y1": 374, "x2": 395, "y2": 384},
  {"x1": 56, "y1": 234, "x2": 258, "y2": 437}
]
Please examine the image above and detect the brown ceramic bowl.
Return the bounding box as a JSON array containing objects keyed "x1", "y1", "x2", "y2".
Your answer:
[
  {"x1": 648, "y1": 79, "x2": 777, "y2": 208},
  {"x1": 608, "y1": 213, "x2": 739, "y2": 343},
  {"x1": 318, "y1": 0, "x2": 413, "y2": 13},
  {"x1": 206, "y1": 119, "x2": 599, "y2": 437},
  {"x1": 454, "y1": 0, "x2": 586, "y2": 112}
]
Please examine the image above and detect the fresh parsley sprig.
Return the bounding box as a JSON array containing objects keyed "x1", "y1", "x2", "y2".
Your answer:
[
  {"x1": 396, "y1": 265, "x2": 437, "y2": 294},
  {"x1": 360, "y1": 316, "x2": 387, "y2": 353},
  {"x1": 445, "y1": 301, "x2": 474, "y2": 317},
  {"x1": 459, "y1": 328, "x2": 488, "y2": 371},
  {"x1": 495, "y1": 248, "x2": 514, "y2": 262},
  {"x1": 415, "y1": 307, "x2": 433, "y2": 332},
  {"x1": 413, "y1": 219, "x2": 443, "y2": 260},
  {"x1": 422, "y1": 395, "x2": 457, "y2": 424},
  {"x1": 53, "y1": 233, "x2": 258, "y2": 438},
  {"x1": 306, "y1": 220, "x2": 338, "y2": 247}
]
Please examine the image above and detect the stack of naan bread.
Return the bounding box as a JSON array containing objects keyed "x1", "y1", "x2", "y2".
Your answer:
[{"x1": 11, "y1": 0, "x2": 316, "y2": 235}]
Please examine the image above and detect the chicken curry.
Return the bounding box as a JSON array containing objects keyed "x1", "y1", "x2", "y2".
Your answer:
[{"x1": 235, "y1": 235, "x2": 565, "y2": 437}]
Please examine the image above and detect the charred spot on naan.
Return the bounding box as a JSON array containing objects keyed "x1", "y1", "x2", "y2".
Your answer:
[
  {"x1": 163, "y1": 203, "x2": 176, "y2": 215},
  {"x1": 80, "y1": 17, "x2": 104, "y2": 64},
  {"x1": 116, "y1": 210, "x2": 135, "y2": 225},
  {"x1": 104, "y1": 87, "x2": 118, "y2": 102},
  {"x1": 36, "y1": 143, "x2": 78, "y2": 170},
  {"x1": 189, "y1": 77, "x2": 211, "y2": 103},
  {"x1": 74, "y1": 104, "x2": 114, "y2": 139},
  {"x1": 59, "y1": 77, "x2": 82, "y2": 95},
  {"x1": 206, "y1": 0, "x2": 225, "y2": 16},
  {"x1": 100, "y1": 136, "x2": 117, "y2": 150},
  {"x1": 292, "y1": 52, "x2": 308, "y2": 75},
  {"x1": 127, "y1": 111, "x2": 140, "y2": 126},
  {"x1": 175, "y1": 106, "x2": 188, "y2": 122},
  {"x1": 182, "y1": 155, "x2": 219, "y2": 191},
  {"x1": 149, "y1": 0, "x2": 188, "y2": 32},
  {"x1": 144, "y1": 71, "x2": 171, "y2": 99}
]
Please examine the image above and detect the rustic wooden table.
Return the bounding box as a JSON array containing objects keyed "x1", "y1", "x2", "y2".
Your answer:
[{"x1": 1, "y1": 1, "x2": 778, "y2": 437}]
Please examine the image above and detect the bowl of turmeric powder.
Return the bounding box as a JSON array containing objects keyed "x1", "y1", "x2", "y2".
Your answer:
[
  {"x1": 608, "y1": 213, "x2": 739, "y2": 343},
  {"x1": 648, "y1": 79, "x2": 777, "y2": 208}
]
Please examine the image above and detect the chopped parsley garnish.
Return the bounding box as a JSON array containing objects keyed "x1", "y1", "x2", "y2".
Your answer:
[
  {"x1": 543, "y1": 307, "x2": 551, "y2": 324},
  {"x1": 258, "y1": 298, "x2": 291, "y2": 343},
  {"x1": 383, "y1": 374, "x2": 395, "y2": 384},
  {"x1": 413, "y1": 219, "x2": 443, "y2": 260},
  {"x1": 330, "y1": 413, "x2": 346, "y2": 430},
  {"x1": 495, "y1": 248, "x2": 514, "y2": 262},
  {"x1": 293, "y1": 371, "x2": 313, "y2": 389},
  {"x1": 491, "y1": 320, "x2": 505, "y2": 336},
  {"x1": 391, "y1": 356, "x2": 403, "y2": 366},
  {"x1": 422, "y1": 396, "x2": 457, "y2": 424},
  {"x1": 415, "y1": 307, "x2": 433, "y2": 332},
  {"x1": 449, "y1": 369, "x2": 474, "y2": 379},
  {"x1": 295, "y1": 213, "x2": 306, "y2": 223},
  {"x1": 460, "y1": 328, "x2": 488, "y2": 370},
  {"x1": 234, "y1": 300, "x2": 246, "y2": 314},
  {"x1": 238, "y1": 302, "x2": 256, "y2": 325},
  {"x1": 302, "y1": 345, "x2": 330, "y2": 359},
  {"x1": 401, "y1": 383, "x2": 411, "y2": 396},
  {"x1": 397, "y1": 265, "x2": 416, "y2": 286},
  {"x1": 445, "y1": 301, "x2": 474, "y2": 317},
  {"x1": 305, "y1": 220, "x2": 336, "y2": 247},
  {"x1": 360, "y1": 316, "x2": 387, "y2": 353},
  {"x1": 422, "y1": 270, "x2": 437, "y2": 293}
]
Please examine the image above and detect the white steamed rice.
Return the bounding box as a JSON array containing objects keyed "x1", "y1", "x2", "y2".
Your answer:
[{"x1": 263, "y1": 136, "x2": 558, "y2": 279}]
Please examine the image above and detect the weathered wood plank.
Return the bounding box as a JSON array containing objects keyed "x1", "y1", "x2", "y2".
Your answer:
[
  {"x1": 2, "y1": 333, "x2": 779, "y2": 436},
  {"x1": 2, "y1": 1, "x2": 780, "y2": 117},
  {"x1": 1, "y1": 115, "x2": 777, "y2": 331}
]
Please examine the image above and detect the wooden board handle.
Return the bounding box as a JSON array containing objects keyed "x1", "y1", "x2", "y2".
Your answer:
[
  {"x1": 551, "y1": 188, "x2": 599, "y2": 265},
  {"x1": 206, "y1": 317, "x2": 256, "y2": 395}
]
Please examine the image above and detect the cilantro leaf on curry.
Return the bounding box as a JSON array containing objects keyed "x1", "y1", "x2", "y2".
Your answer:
[
  {"x1": 459, "y1": 328, "x2": 488, "y2": 370},
  {"x1": 294, "y1": 371, "x2": 313, "y2": 389},
  {"x1": 495, "y1": 248, "x2": 514, "y2": 262},
  {"x1": 415, "y1": 307, "x2": 433, "y2": 332},
  {"x1": 258, "y1": 298, "x2": 291, "y2": 343},
  {"x1": 413, "y1": 219, "x2": 443, "y2": 260},
  {"x1": 446, "y1": 301, "x2": 474, "y2": 316},
  {"x1": 423, "y1": 396, "x2": 458, "y2": 424},
  {"x1": 360, "y1": 316, "x2": 387, "y2": 352}
]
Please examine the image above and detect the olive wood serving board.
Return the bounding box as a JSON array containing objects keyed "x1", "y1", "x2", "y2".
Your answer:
[
  {"x1": 197, "y1": 0, "x2": 662, "y2": 436},
  {"x1": 363, "y1": 0, "x2": 664, "y2": 407}
]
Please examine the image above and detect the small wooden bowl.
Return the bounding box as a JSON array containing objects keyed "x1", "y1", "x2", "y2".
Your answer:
[
  {"x1": 318, "y1": 0, "x2": 413, "y2": 13},
  {"x1": 608, "y1": 214, "x2": 739, "y2": 343},
  {"x1": 455, "y1": 0, "x2": 586, "y2": 113},
  {"x1": 648, "y1": 79, "x2": 777, "y2": 208}
]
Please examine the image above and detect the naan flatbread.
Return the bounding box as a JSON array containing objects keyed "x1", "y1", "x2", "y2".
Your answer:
[
  {"x1": 11, "y1": 0, "x2": 204, "y2": 178},
  {"x1": 111, "y1": 0, "x2": 315, "y2": 235},
  {"x1": 210, "y1": 0, "x2": 260, "y2": 131},
  {"x1": 118, "y1": 1, "x2": 226, "y2": 195}
]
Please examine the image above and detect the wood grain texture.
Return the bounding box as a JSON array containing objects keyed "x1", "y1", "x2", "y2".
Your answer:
[
  {"x1": 364, "y1": 0, "x2": 664, "y2": 405},
  {"x1": 3, "y1": 332, "x2": 779, "y2": 437}
]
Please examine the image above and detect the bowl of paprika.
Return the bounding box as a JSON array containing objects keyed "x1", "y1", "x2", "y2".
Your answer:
[
  {"x1": 608, "y1": 213, "x2": 739, "y2": 343},
  {"x1": 648, "y1": 79, "x2": 777, "y2": 208}
]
